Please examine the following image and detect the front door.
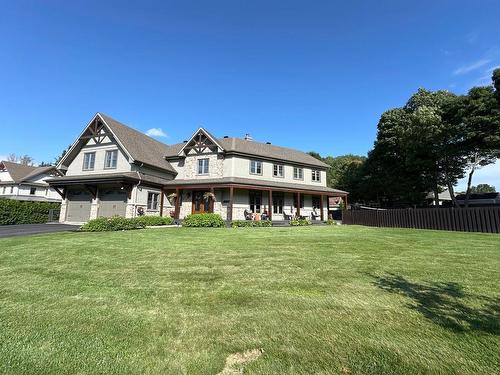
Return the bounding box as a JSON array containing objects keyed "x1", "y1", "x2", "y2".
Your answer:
[{"x1": 192, "y1": 191, "x2": 210, "y2": 214}]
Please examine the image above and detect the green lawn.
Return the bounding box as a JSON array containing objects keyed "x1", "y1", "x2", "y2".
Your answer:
[{"x1": 0, "y1": 226, "x2": 498, "y2": 374}]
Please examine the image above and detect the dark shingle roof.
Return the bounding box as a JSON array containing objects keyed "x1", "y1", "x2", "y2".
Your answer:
[
  {"x1": 165, "y1": 136, "x2": 329, "y2": 168},
  {"x1": 0, "y1": 161, "x2": 57, "y2": 183},
  {"x1": 46, "y1": 171, "x2": 172, "y2": 187},
  {"x1": 98, "y1": 113, "x2": 177, "y2": 174}
]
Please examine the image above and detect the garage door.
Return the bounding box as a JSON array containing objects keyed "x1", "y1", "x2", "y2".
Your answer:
[
  {"x1": 98, "y1": 189, "x2": 128, "y2": 217},
  {"x1": 66, "y1": 190, "x2": 92, "y2": 222}
]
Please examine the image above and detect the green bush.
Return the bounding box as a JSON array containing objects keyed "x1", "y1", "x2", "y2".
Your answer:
[
  {"x1": 80, "y1": 216, "x2": 146, "y2": 232},
  {"x1": 182, "y1": 213, "x2": 225, "y2": 227},
  {"x1": 231, "y1": 220, "x2": 272, "y2": 228},
  {"x1": 290, "y1": 218, "x2": 312, "y2": 226},
  {"x1": 0, "y1": 199, "x2": 61, "y2": 225},
  {"x1": 326, "y1": 219, "x2": 338, "y2": 225},
  {"x1": 134, "y1": 215, "x2": 174, "y2": 226}
]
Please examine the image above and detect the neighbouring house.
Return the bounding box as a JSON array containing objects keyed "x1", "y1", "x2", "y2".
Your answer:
[
  {"x1": 425, "y1": 189, "x2": 453, "y2": 206},
  {"x1": 0, "y1": 161, "x2": 62, "y2": 202},
  {"x1": 46, "y1": 113, "x2": 348, "y2": 223},
  {"x1": 455, "y1": 192, "x2": 500, "y2": 207}
]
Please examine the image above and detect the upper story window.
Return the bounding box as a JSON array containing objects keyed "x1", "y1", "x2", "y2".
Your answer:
[
  {"x1": 250, "y1": 160, "x2": 262, "y2": 175},
  {"x1": 312, "y1": 170, "x2": 321, "y2": 182},
  {"x1": 198, "y1": 158, "x2": 209, "y2": 175},
  {"x1": 104, "y1": 150, "x2": 118, "y2": 169},
  {"x1": 83, "y1": 152, "x2": 96, "y2": 171},
  {"x1": 273, "y1": 164, "x2": 284, "y2": 178},
  {"x1": 147, "y1": 192, "x2": 159, "y2": 210},
  {"x1": 293, "y1": 167, "x2": 303, "y2": 180},
  {"x1": 30, "y1": 187, "x2": 36, "y2": 195}
]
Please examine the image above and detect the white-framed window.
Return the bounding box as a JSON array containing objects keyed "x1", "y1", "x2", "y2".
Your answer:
[
  {"x1": 293, "y1": 167, "x2": 303, "y2": 180},
  {"x1": 273, "y1": 192, "x2": 284, "y2": 214},
  {"x1": 198, "y1": 158, "x2": 209, "y2": 175},
  {"x1": 30, "y1": 187, "x2": 36, "y2": 195},
  {"x1": 83, "y1": 152, "x2": 96, "y2": 170},
  {"x1": 312, "y1": 170, "x2": 321, "y2": 182},
  {"x1": 147, "y1": 192, "x2": 159, "y2": 210},
  {"x1": 250, "y1": 160, "x2": 262, "y2": 175},
  {"x1": 104, "y1": 150, "x2": 118, "y2": 169},
  {"x1": 273, "y1": 164, "x2": 284, "y2": 178}
]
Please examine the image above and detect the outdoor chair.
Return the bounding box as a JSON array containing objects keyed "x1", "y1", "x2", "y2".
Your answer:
[
  {"x1": 244, "y1": 209, "x2": 253, "y2": 220},
  {"x1": 283, "y1": 211, "x2": 292, "y2": 220},
  {"x1": 311, "y1": 211, "x2": 321, "y2": 220}
]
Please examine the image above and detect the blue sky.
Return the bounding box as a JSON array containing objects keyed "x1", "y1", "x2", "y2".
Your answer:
[{"x1": 0, "y1": 1, "x2": 499, "y2": 189}]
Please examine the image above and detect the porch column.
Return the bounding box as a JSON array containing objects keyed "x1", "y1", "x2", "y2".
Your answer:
[
  {"x1": 326, "y1": 195, "x2": 331, "y2": 220},
  {"x1": 210, "y1": 187, "x2": 215, "y2": 213},
  {"x1": 159, "y1": 189, "x2": 164, "y2": 217},
  {"x1": 296, "y1": 192, "x2": 301, "y2": 217},
  {"x1": 268, "y1": 189, "x2": 273, "y2": 220},
  {"x1": 174, "y1": 188, "x2": 181, "y2": 219},
  {"x1": 320, "y1": 194, "x2": 324, "y2": 221},
  {"x1": 228, "y1": 186, "x2": 234, "y2": 221}
]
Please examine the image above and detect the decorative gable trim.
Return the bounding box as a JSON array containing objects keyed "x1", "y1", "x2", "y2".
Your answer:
[
  {"x1": 57, "y1": 113, "x2": 134, "y2": 170},
  {"x1": 177, "y1": 128, "x2": 225, "y2": 156}
]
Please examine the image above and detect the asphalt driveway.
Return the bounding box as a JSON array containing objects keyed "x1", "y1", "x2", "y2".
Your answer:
[{"x1": 0, "y1": 224, "x2": 80, "y2": 238}]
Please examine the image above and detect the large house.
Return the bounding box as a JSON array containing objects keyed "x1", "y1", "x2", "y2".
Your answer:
[
  {"x1": 0, "y1": 161, "x2": 61, "y2": 202},
  {"x1": 47, "y1": 113, "x2": 348, "y2": 223}
]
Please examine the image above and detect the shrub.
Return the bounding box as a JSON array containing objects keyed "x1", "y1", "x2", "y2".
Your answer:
[
  {"x1": 231, "y1": 220, "x2": 272, "y2": 228},
  {"x1": 134, "y1": 215, "x2": 174, "y2": 226},
  {"x1": 0, "y1": 199, "x2": 61, "y2": 225},
  {"x1": 290, "y1": 219, "x2": 312, "y2": 226},
  {"x1": 182, "y1": 213, "x2": 225, "y2": 227},
  {"x1": 326, "y1": 219, "x2": 337, "y2": 225},
  {"x1": 80, "y1": 216, "x2": 146, "y2": 232}
]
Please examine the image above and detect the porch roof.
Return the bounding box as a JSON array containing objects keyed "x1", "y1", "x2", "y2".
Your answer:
[
  {"x1": 163, "y1": 177, "x2": 348, "y2": 196},
  {"x1": 45, "y1": 172, "x2": 172, "y2": 188}
]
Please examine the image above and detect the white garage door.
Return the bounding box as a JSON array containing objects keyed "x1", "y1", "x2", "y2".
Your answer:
[
  {"x1": 98, "y1": 189, "x2": 128, "y2": 218},
  {"x1": 66, "y1": 190, "x2": 92, "y2": 222}
]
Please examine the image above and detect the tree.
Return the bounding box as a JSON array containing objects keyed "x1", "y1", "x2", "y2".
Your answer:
[
  {"x1": 322, "y1": 155, "x2": 366, "y2": 201},
  {"x1": 493, "y1": 68, "x2": 500, "y2": 104},
  {"x1": 54, "y1": 145, "x2": 72, "y2": 165},
  {"x1": 469, "y1": 184, "x2": 496, "y2": 194},
  {"x1": 6, "y1": 153, "x2": 35, "y2": 165}
]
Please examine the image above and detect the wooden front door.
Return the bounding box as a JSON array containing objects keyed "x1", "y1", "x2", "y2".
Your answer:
[{"x1": 192, "y1": 191, "x2": 210, "y2": 214}]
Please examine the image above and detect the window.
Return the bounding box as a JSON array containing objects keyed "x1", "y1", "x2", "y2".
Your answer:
[
  {"x1": 10, "y1": 186, "x2": 14, "y2": 194},
  {"x1": 293, "y1": 167, "x2": 303, "y2": 180},
  {"x1": 197, "y1": 158, "x2": 209, "y2": 175},
  {"x1": 104, "y1": 150, "x2": 118, "y2": 169},
  {"x1": 312, "y1": 170, "x2": 321, "y2": 182},
  {"x1": 249, "y1": 160, "x2": 262, "y2": 175},
  {"x1": 83, "y1": 152, "x2": 96, "y2": 170},
  {"x1": 273, "y1": 192, "x2": 284, "y2": 214},
  {"x1": 30, "y1": 187, "x2": 36, "y2": 195},
  {"x1": 273, "y1": 164, "x2": 284, "y2": 178},
  {"x1": 249, "y1": 191, "x2": 262, "y2": 213},
  {"x1": 312, "y1": 196, "x2": 321, "y2": 210},
  {"x1": 293, "y1": 194, "x2": 304, "y2": 209},
  {"x1": 147, "y1": 192, "x2": 159, "y2": 210}
]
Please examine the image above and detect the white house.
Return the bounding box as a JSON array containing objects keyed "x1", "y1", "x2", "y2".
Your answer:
[
  {"x1": 0, "y1": 161, "x2": 61, "y2": 202},
  {"x1": 47, "y1": 113, "x2": 348, "y2": 223}
]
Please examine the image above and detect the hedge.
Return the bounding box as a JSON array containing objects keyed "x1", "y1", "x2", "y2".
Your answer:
[
  {"x1": 134, "y1": 216, "x2": 174, "y2": 226},
  {"x1": 0, "y1": 199, "x2": 61, "y2": 225},
  {"x1": 182, "y1": 213, "x2": 225, "y2": 227},
  {"x1": 231, "y1": 220, "x2": 272, "y2": 228},
  {"x1": 80, "y1": 217, "x2": 145, "y2": 232},
  {"x1": 290, "y1": 218, "x2": 312, "y2": 226}
]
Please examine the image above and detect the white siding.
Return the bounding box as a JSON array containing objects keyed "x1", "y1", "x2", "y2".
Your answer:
[{"x1": 65, "y1": 142, "x2": 131, "y2": 176}]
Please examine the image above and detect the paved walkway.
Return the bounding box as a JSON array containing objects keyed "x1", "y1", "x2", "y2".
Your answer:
[{"x1": 0, "y1": 223, "x2": 80, "y2": 238}]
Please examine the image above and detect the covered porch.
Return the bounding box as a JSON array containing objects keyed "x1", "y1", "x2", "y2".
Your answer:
[{"x1": 162, "y1": 179, "x2": 348, "y2": 222}]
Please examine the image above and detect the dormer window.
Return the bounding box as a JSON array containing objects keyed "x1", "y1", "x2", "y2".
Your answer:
[
  {"x1": 104, "y1": 150, "x2": 118, "y2": 169},
  {"x1": 312, "y1": 170, "x2": 321, "y2": 182},
  {"x1": 198, "y1": 158, "x2": 209, "y2": 175}
]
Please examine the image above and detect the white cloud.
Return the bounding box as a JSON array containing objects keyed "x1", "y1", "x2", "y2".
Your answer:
[
  {"x1": 453, "y1": 59, "x2": 491, "y2": 75},
  {"x1": 145, "y1": 128, "x2": 167, "y2": 137},
  {"x1": 455, "y1": 160, "x2": 500, "y2": 192}
]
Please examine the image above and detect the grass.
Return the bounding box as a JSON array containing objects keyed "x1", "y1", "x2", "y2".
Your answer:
[{"x1": 0, "y1": 226, "x2": 498, "y2": 374}]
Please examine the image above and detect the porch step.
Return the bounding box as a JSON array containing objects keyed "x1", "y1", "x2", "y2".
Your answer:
[{"x1": 271, "y1": 221, "x2": 290, "y2": 227}]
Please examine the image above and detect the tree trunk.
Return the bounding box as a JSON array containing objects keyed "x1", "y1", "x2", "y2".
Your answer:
[
  {"x1": 434, "y1": 186, "x2": 440, "y2": 207},
  {"x1": 464, "y1": 168, "x2": 475, "y2": 208},
  {"x1": 446, "y1": 181, "x2": 460, "y2": 208}
]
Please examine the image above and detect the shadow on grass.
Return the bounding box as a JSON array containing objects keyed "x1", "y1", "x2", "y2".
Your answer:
[{"x1": 371, "y1": 273, "x2": 499, "y2": 334}]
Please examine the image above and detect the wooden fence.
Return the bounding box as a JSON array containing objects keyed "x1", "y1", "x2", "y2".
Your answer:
[{"x1": 342, "y1": 207, "x2": 500, "y2": 233}]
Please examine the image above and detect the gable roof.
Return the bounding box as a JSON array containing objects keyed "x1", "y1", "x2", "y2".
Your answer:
[
  {"x1": 0, "y1": 161, "x2": 58, "y2": 183},
  {"x1": 166, "y1": 136, "x2": 329, "y2": 168},
  {"x1": 98, "y1": 113, "x2": 176, "y2": 174},
  {"x1": 58, "y1": 113, "x2": 176, "y2": 175},
  {"x1": 177, "y1": 127, "x2": 225, "y2": 156}
]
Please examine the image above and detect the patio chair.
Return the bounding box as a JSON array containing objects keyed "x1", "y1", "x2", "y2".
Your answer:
[
  {"x1": 311, "y1": 211, "x2": 321, "y2": 220},
  {"x1": 283, "y1": 211, "x2": 292, "y2": 220},
  {"x1": 244, "y1": 209, "x2": 253, "y2": 220}
]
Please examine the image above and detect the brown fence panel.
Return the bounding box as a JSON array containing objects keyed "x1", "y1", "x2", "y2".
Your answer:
[{"x1": 343, "y1": 207, "x2": 500, "y2": 233}]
